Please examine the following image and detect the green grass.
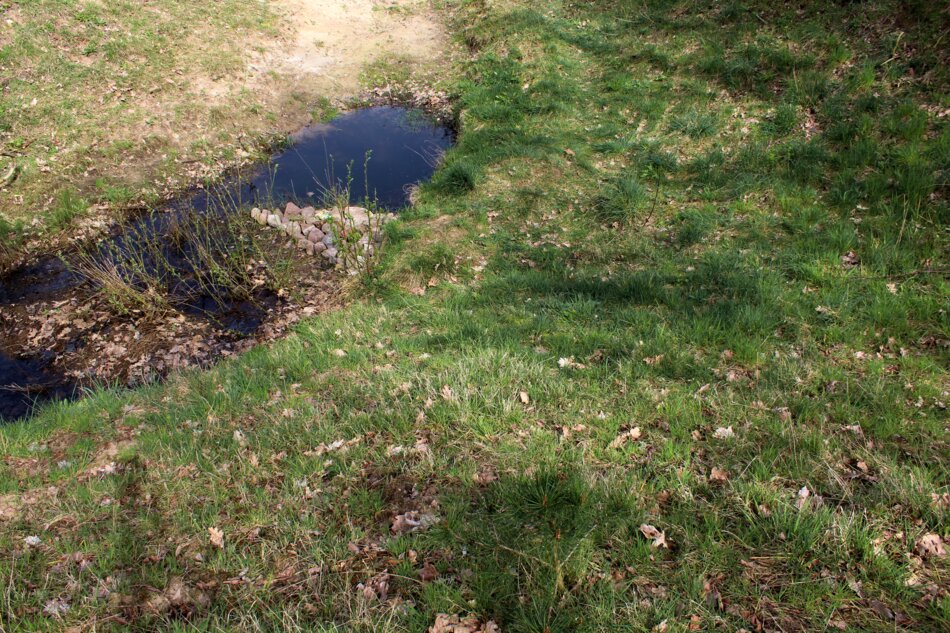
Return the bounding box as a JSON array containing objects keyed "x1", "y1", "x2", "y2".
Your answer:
[{"x1": 1, "y1": 1, "x2": 948, "y2": 631}]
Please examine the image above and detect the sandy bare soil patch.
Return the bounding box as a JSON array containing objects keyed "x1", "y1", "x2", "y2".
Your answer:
[{"x1": 256, "y1": 0, "x2": 446, "y2": 92}]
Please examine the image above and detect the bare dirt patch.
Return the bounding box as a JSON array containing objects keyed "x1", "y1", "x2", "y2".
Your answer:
[{"x1": 255, "y1": 0, "x2": 446, "y2": 91}]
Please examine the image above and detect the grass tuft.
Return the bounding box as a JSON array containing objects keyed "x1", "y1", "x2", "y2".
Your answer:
[{"x1": 428, "y1": 160, "x2": 477, "y2": 196}]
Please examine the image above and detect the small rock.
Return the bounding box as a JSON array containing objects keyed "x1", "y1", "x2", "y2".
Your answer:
[
  {"x1": 301, "y1": 224, "x2": 316, "y2": 235},
  {"x1": 322, "y1": 234, "x2": 334, "y2": 247},
  {"x1": 301, "y1": 206, "x2": 316, "y2": 220},
  {"x1": 344, "y1": 206, "x2": 371, "y2": 229},
  {"x1": 287, "y1": 221, "x2": 302, "y2": 238},
  {"x1": 266, "y1": 214, "x2": 282, "y2": 228},
  {"x1": 313, "y1": 241, "x2": 327, "y2": 253},
  {"x1": 323, "y1": 247, "x2": 338, "y2": 259},
  {"x1": 308, "y1": 229, "x2": 324, "y2": 244},
  {"x1": 285, "y1": 202, "x2": 302, "y2": 218}
]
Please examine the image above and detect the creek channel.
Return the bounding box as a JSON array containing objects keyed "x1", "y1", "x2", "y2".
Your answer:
[{"x1": 0, "y1": 106, "x2": 454, "y2": 421}]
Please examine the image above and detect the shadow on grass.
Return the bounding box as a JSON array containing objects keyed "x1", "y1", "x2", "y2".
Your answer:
[{"x1": 433, "y1": 466, "x2": 644, "y2": 632}]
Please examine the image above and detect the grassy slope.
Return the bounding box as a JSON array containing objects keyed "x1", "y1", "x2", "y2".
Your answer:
[
  {"x1": 0, "y1": 0, "x2": 278, "y2": 244},
  {"x1": 2, "y1": 0, "x2": 949, "y2": 631}
]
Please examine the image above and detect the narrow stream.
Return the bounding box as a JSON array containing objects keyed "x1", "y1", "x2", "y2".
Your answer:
[{"x1": 0, "y1": 106, "x2": 454, "y2": 421}]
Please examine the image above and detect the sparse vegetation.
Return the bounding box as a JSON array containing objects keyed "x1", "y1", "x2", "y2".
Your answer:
[
  {"x1": 321, "y1": 153, "x2": 392, "y2": 280},
  {"x1": 1, "y1": 1, "x2": 948, "y2": 632},
  {"x1": 70, "y1": 204, "x2": 300, "y2": 320}
]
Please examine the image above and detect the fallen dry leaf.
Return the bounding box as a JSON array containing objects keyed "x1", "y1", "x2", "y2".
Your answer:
[
  {"x1": 146, "y1": 577, "x2": 210, "y2": 614},
  {"x1": 419, "y1": 562, "x2": 439, "y2": 583},
  {"x1": 931, "y1": 493, "x2": 950, "y2": 509},
  {"x1": 916, "y1": 533, "x2": 946, "y2": 558},
  {"x1": 868, "y1": 599, "x2": 894, "y2": 621},
  {"x1": 208, "y1": 527, "x2": 224, "y2": 549},
  {"x1": 557, "y1": 356, "x2": 586, "y2": 369},
  {"x1": 358, "y1": 573, "x2": 390, "y2": 601},
  {"x1": 709, "y1": 467, "x2": 729, "y2": 483},
  {"x1": 473, "y1": 467, "x2": 498, "y2": 486},
  {"x1": 796, "y1": 486, "x2": 811, "y2": 510},
  {"x1": 429, "y1": 613, "x2": 501, "y2": 633},
  {"x1": 712, "y1": 426, "x2": 735, "y2": 440},
  {"x1": 609, "y1": 426, "x2": 642, "y2": 449},
  {"x1": 639, "y1": 524, "x2": 669, "y2": 548},
  {"x1": 392, "y1": 511, "x2": 438, "y2": 534},
  {"x1": 43, "y1": 598, "x2": 69, "y2": 617}
]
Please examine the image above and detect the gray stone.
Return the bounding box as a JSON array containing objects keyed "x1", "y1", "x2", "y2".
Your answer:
[
  {"x1": 285, "y1": 202, "x2": 302, "y2": 219},
  {"x1": 266, "y1": 214, "x2": 282, "y2": 228},
  {"x1": 322, "y1": 247, "x2": 338, "y2": 259},
  {"x1": 322, "y1": 234, "x2": 334, "y2": 247},
  {"x1": 345, "y1": 206, "x2": 371, "y2": 229},
  {"x1": 307, "y1": 230, "x2": 324, "y2": 244},
  {"x1": 313, "y1": 241, "x2": 327, "y2": 253},
  {"x1": 301, "y1": 224, "x2": 316, "y2": 235}
]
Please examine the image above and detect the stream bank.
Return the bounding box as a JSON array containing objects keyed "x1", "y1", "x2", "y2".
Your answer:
[{"x1": 0, "y1": 107, "x2": 454, "y2": 421}]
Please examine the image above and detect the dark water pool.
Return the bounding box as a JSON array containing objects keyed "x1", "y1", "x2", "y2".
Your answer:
[
  {"x1": 0, "y1": 351, "x2": 75, "y2": 421},
  {"x1": 0, "y1": 106, "x2": 454, "y2": 421},
  {"x1": 186, "y1": 106, "x2": 453, "y2": 212}
]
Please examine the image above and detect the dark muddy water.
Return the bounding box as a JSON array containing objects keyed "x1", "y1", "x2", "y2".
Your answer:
[
  {"x1": 0, "y1": 107, "x2": 454, "y2": 421},
  {"x1": 0, "y1": 351, "x2": 75, "y2": 421},
  {"x1": 250, "y1": 105, "x2": 453, "y2": 210}
]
